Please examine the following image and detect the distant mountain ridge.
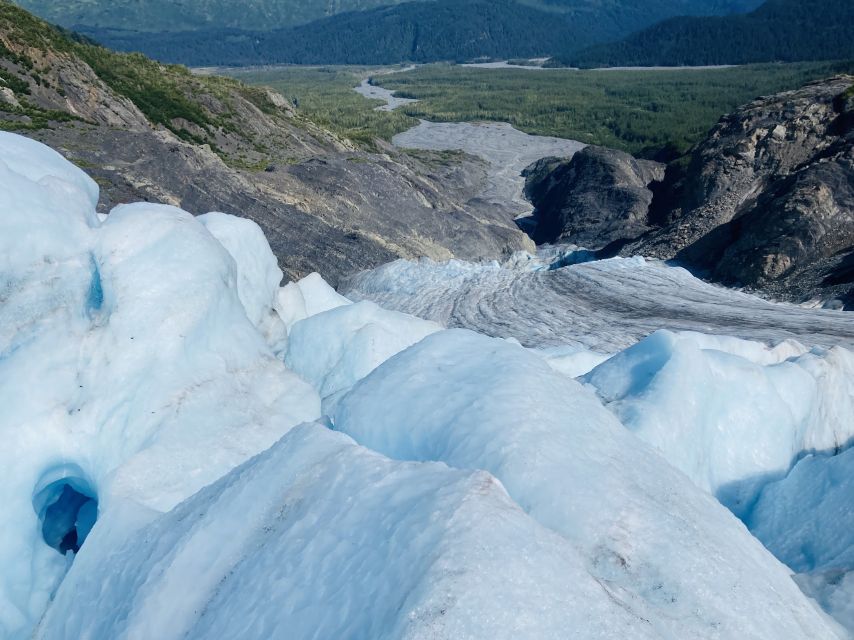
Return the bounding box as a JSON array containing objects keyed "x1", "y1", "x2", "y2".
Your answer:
[
  {"x1": 563, "y1": 0, "x2": 854, "y2": 67},
  {"x1": 17, "y1": 0, "x2": 765, "y2": 67},
  {"x1": 12, "y1": 0, "x2": 416, "y2": 32},
  {"x1": 14, "y1": 0, "x2": 763, "y2": 34},
  {"x1": 79, "y1": 1, "x2": 569, "y2": 67}
]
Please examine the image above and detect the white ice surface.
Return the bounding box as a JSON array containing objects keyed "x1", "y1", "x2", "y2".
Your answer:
[
  {"x1": 276, "y1": 271, "x2": 352, "y2": 332},
  {"x1": 750, "y1": 447, "x2": 854, "y2": 573},
  {"x1": 533, "y1": 344, "x2": 613, "y2": 377},
  {"x1": 333, "y1": 329, "x2": 842, "y2": 639},
  {"x1": 582, "y1": 330, "x2": 854, "y2": 517},
  {"x1": 0, "y1": 135, "x2": 319, "y2": 638},
  {"x1": 749, "y1": 447, "x2": 854, "y2": 636},
  {"x1": 198, "y1": 211, "x2": 288, "y2": 352},
  {"x1": 797, "y1": 571, "x2": 854, "y2": 637},
  {"x1": 37, "y1": 423, "x2": 678, "y2": 640},
  {"x1": 286, "y1": 300, "x2": 441, "y2": 410}
]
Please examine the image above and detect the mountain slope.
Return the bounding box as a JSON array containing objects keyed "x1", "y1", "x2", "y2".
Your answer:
[
  {"x1": 0, "y1": 1, "x2": 534, "y2": 284},
  {"x1": 523, "y1": 75, "x2": 854, "y2": 307},
  {"x1": 28, "y1": 0, "x2": 764, "y2": 67},
  {"x1": 14, "y1": 0, "x2": 763, "y2": 35},
  {"x1": 12, "y1": 0, "x2": 414, "y2": 32},
  {"x1": 83, "y1": 0, "x2": 571, "y2": 67},
  {"x1": 563, "y1": 0, "x2": 854, "y2": 67},
  {"x1": 518, "y1": 0, "x2": 762, "y2": 44}
]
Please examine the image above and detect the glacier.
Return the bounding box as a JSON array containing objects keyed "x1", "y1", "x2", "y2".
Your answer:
[
  {"x1": 342, "y1": 253, "x2": 854, "y2": 351},
  {"x1": 1, "y1": 131, "x2": 853, "y2": 638}
]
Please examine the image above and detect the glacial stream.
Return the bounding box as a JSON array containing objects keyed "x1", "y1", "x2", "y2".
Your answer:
[{"x1": 354, "y1": 77, "x2": 585, "y2": 216}]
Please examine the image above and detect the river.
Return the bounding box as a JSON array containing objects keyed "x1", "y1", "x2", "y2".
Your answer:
[{"x1": 354, "y1": 76, "x2": 584, "y2": 216}]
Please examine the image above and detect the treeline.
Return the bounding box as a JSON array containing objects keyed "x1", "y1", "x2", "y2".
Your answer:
[
  {"x1": 80, "y1": 0, "x2": 576, "y2": 67},
  {"x1": 372, "y1": 61, "x2": 854, "y2": 156},
  {"x1": 75, "y1": 0, "x2": 764, "y2": 68},
  {"x1": 562, "y1": 0, "x2": 854, "y2": 67},
  {"x1": 75, "y1": 0, "x2": 854, "y2": 68}
]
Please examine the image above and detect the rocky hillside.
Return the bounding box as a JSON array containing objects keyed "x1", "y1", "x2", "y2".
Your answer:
[
  {"x1": 527, "y1": 76, "x2": 854, "y2": 308},
  {"x1": 0, "y1": 1, "x2": 532, "y2": 284},
  {"x1": 523, "y1": 148, "x2": 665, "y2": 247}
]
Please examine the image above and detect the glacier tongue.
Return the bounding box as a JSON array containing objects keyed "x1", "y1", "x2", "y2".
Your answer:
[
  {"x1": 0, "y1": 131, "x2": 851, "y2": 639},
  {"x1": 342, "y1": 254, "x2": 854, "y2": 350}
]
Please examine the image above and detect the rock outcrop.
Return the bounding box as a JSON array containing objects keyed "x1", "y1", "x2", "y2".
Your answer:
[
  {"x1": 637, "y1": 76, "x2": 854, "y2": 307},
  {"x1": 523, "y1": 146, "x2": 664, "y2": 249},
  {"x1": 525, "y1": 76, "x2": 854, "y2": 307}
]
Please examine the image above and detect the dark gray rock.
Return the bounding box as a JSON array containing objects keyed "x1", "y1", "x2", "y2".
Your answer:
[
  {"x1": 633, "y1": 75, "x2": 854, "y2": 305},
  {"x1": 524, "y1": 76, "x2": 854, "y2": 306},
  {"x1": 523, "y1": 146, "x2": 664, "y2": 249}
]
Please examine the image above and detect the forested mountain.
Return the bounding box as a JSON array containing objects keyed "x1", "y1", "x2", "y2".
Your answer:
[
  {"x1": 11, "y1": 0, "x2": 415, "y2": 32},
  {"x1": 563, "y1": 0, "x2": 854, "y2": 67},
  {"x1": 80, "y1": 1, "x2": 572, "y2": 66},
  {"x1": 13, "y1": 0, "x2": 763, "y2": 34},
  {"x1": 18, "y1": 0, "x2": 765, "y2": 67},
  {"x1": 516, "y1": 0, "x2": 761, "y2": 44}
]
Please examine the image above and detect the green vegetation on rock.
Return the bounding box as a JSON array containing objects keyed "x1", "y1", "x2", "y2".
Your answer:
[{"x1": 225, "y1": 66, "x2": 416, "y2": 146}]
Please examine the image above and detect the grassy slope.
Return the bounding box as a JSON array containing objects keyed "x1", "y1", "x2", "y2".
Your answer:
[{"x1": 224, "y1": 66, "x2": 417, "y2": 146}]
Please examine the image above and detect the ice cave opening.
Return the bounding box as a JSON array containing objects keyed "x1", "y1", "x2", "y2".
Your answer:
[{"x1": 33, "y1": 469, "x2": 98, "y2": 556}]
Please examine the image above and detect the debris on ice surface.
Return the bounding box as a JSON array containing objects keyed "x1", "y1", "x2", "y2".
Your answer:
[{"x1": 342, "y1": 255, "x2": 854, "y2": 350}]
